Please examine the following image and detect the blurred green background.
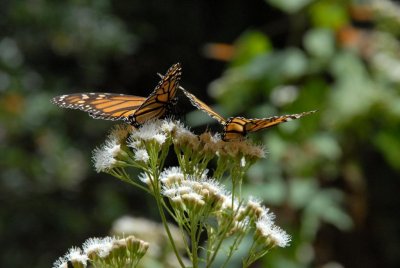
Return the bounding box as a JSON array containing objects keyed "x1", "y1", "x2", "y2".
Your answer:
[{"x1": 1, "y1": 0, "x2": 400, "y2": 267}]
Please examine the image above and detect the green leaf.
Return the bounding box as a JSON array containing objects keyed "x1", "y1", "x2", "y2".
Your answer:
[
  {"x1": 309, "y1": 0, "x2": 349, "y2": 29},
  {"x1": 231, "y1": 30, "x2": 272, "y2": 67}
]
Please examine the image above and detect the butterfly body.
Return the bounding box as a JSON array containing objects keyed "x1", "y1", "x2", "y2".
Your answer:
[
  {"x1": 222, "y1": 117, "x2": 248, "y2": 141},
  {"x1": 51, "y1": 63, "x2": 182, "y2": 126}
]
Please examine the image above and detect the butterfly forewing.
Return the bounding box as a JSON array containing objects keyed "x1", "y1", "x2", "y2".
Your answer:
[
  {"x1": 180, "y1": 87, "x2": 226, "y2": 124},
  {"x1": 245, "y1": 110, "x2": 317, "y2": 133},
  {"x1": 129, "y1": 63, "x2": 182, "y2": 126},
  {"x1": 51, "y1": 93, "x2": 147, "y2": 121}
]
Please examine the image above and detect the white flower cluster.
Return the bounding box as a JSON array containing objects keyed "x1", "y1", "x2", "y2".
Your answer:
[
  {"x1": 160, "y1": 166, "x2": 185, "y2": 186},
  {"x1": 159, "y1": 166, "x2": 290, "y2": 249},
  {"x1": 53, "y1": 236, "x2": 149, "y2": 268},
  {"x1": 129, "y1": 120, "x2": 168, "y2": 146},
  {"x1": 53, "y1": 247, "x2": 88, "y2": 268},
  {"x1": 127, "y1": 119, "x2": 185, "y2": 165},
  {"x1": 161, "y1": 167, "x2": 227, "y2": 208},
  {"x1": 92, "y1": 119, "x2": 265, "y2": 175},
  {"x1": 89, "y1": 118, "x2": 290, "y2": 266},
  {"x1": 82, "y1": 237, "x2": 115, "y2": 258}
]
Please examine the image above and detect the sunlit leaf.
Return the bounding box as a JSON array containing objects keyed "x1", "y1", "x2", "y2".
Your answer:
[{"x1": 309, "y1": 0, "x2": 349, "y2": 29}]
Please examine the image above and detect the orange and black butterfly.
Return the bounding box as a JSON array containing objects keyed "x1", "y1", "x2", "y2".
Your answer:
[
  {"x1": 51, "y1": 63, "x2": 182, "y2": 127},
  {"x1": 181, "y1": 88, "x2": 316, "y2": 141}
]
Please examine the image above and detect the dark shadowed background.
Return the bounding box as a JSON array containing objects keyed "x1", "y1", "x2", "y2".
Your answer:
[{"x1": 1, "y1": 0, "x2": 400, "y2": 267}]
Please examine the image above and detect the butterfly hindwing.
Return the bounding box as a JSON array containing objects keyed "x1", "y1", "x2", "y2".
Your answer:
[{"x1": 51, "y1": 93, "x2": 147, "y2": 121}]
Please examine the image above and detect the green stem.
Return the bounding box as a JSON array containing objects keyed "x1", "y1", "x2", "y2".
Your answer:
[
  {"x1": 190, "y1": 215, "x2": 199, "y2": 268},
  {"x1": 221, "y1": 232, "x2": 243, "y2": 268},
  {"x1": 242, "y1": 239, "x2": 258, "y2": 268},
  {"x1": 206, "y1": 200, "x2": 244, "y2": 268},
  {"x1": 146, "y1": 144, "x2": 186, "y2": 268},
  {"x1": 155, "y1": 196, "x2": 186, "y2": 268},
  {"x1": 205, "y1": 225, "x2": 215, "y2": 265},
  {"x1": 161, "y1": 199, "x2": 179, "y2": 222},
  {"x1": 118, "y1": 168, "x2": 151, "y2": 194},
  {"x1": 206, "y1": 221, "x2": 234, "y2": 267},
  {"x1": 176, "y1": 214, "x2": 192, "y2": 260}
]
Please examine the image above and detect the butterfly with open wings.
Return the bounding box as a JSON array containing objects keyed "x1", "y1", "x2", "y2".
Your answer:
[
  {"x1": 51, "y1": 63, "x2": 182, "y2": 127},
  {"x1": 180, "y1": 87, "x2": 316, "y2": 141}
]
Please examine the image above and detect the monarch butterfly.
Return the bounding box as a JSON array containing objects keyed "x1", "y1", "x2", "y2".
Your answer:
[
  {"x1": 181, "y1": 87, "x2": 316, "y2": 141},
  {"x1": 51, "y1": 63, "x2": 182, "y2": 127}
]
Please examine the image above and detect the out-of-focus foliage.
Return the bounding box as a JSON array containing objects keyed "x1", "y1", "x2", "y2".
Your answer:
[
  {"x1": 189, "y1": 0, "x2": 400, "y2": 267},
  {"x1": 1, "y1": 0, "x2": 400, "y2": 267},
  {"x1": 0, "y1": 1, "x2": 138, "y2": 267}
]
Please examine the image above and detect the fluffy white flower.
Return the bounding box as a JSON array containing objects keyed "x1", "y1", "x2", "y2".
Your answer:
[
  {"x1": 53, "y1": 257, "x2": 68, "y2": 268},
  {"x1": 64, "y1": 247, "x2": 88, "y2": 265},
  {"x1": 92, "y1": 136, "x2": 121, "y2": 172},
  {"x1": 182, "y1": 192, "x2": 205, "y2": 207},
  {"x1": 138, "y1": 173, "x2": 152, "y2": 185},
  {"x1": 176, "y1": 186, "x2": 193, "y2": 195},
  {"x1": 153, "y1": 133, "x2": 167, "y2": 145},
  {"x1": 268, "y1": 225, "x2": 291, "y2": 247},
  {"x1": 83, "y1": 237, "x2": 115, "y2": 258},
  {"x1": 128, "y1": 139, "x2": 141, "y2": 150},
  {"x1": 221, "y1": 194, "x2": 240, "y2": 211},
  {"x1": 130, "y1": 120, "x2": 164, "y2": 142},
  {"x1": 245, "y1": 196, "x2": 274, "y2": 219},
  {"x1": 134, "y1": 149, "x2": 149, "y2": 163},
  {"x1": 200, "y1": 178, "x2": 226, "y2": 196},
  {"x1": 255, "y1": 216, "x2": 290, "y2": 248},
  {"x1": 162, "y1": 188, "x2": 178, "y2": 198},
  {"x1": 182, "y1": 192, "x2": 204, "y2": 202},
  {"x1": 160, "y1": 166, "x2": 184, "y2": 185},
  {"x1": 255, "y1": 214, "x2": 275, "y2": 229},
  {"x1": 161, "y1": 119, "x2": 178, "y2": 133}
]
